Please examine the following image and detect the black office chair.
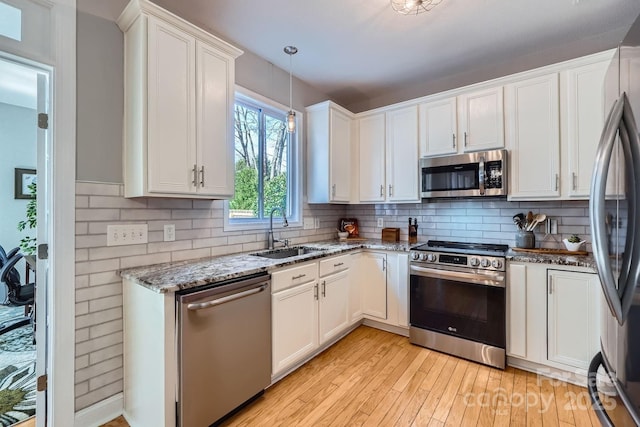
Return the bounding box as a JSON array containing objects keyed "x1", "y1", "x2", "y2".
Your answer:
[{"x1": 0, "y1": 252, "x2": 35, "y2": 335}]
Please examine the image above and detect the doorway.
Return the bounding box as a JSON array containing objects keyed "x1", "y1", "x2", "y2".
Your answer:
[{"x1": 0, "y1": 55, "x2": 49, "y2": 426}]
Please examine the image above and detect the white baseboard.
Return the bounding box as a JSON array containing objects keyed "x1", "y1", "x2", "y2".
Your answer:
[{"x1": 74, "y1": 393, "x2": 123, "y2": 427}]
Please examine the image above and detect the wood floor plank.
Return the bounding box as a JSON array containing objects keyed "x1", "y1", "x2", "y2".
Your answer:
[{"x1": 108, "y1": 327, "x2": 616, "y2": 427}]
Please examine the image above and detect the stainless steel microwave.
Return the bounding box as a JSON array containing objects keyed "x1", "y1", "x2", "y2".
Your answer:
[{"x1": 419, "y1": 149, "x2": 508, "y2": 198}]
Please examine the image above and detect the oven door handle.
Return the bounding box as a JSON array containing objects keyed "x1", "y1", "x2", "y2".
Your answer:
[{"x1": 410, "y1": 265, "x2": 505, "y2": 288}]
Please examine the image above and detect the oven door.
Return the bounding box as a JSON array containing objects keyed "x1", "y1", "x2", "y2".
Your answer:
[{"x1": 410, "y1": 264, "x2": 506, "y2": 348}]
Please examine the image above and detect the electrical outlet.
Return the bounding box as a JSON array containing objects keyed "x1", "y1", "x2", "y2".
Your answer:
[
  {"x1": 377, "y1": 218, "x2": 384, "y2": 228},
  {"x1": 164, "y1": 224, "x2": 176, "y2": 242},
  {"x1": 303, "y1": 217, "x2": 314, "y2": 230},
  {"x1": 314, "y1": 217, "x2": 321, "y2": 229},
  {"x1": 107, "y1": 224, "x2": 148, "y2": 246}
]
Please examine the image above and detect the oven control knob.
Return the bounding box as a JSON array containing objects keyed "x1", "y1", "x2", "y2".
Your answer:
[
  {"x1": 411, "y1": 252, "x2": 419, "y2": 260},
  {"x1": 426, "y1": 253, "x2": 437, "y2": 262},
  {"x1": 492, "y1": 259, "x2": 502, "y2": 269},
  {"x1": 470, "y1": 257, "x2": 480, "y2": 267},
  {"x1": 419, "y1": 253, "x2": 428, "y2": 261},
  {"x1": 480, "y1": 258, "x2": 490, "y2": 268}
]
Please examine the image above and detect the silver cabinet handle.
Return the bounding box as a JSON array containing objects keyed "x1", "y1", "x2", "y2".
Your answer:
[
  {"x1": 478, "y1": 155, "x2": 485, "y2": 196},
  {"x1": 452, "y1": 133, "x2": 456, "y2": 149},
  {"x1": 291, "y1": 274, "x2": 306, "y2": 280},
  {"x1": 555, "y1": 174, "x2": 559, "y2": 191},
  {"x1": 332, "y1": 184, "x2": 336, "y2": 197},
  {"x1": 382, "y1": 258, "x2": 387, "y2": 271},
  {"x1": 314, "y1": 283, "x2": 318, "y2": 300},
  {"x1": 187, "y1": 284, "x2": 267, "y2": 310},
  {"x1": 388, "y1": 185, "x2": 393, "y2": 197},
  {"x1": 199, "y1": 166, "x2": 205, "y2": 186},
  {"x1": 464, "y1": 131, "x2": 468, "y2": 147},
  {"x1": 380, "y1": 185, "x2": 384, "y2": 197},
  {"x1": 333, "y1": 262, "x2": 344, "y2": 267},
  {"x1": 572, "y1": 172, "x2": 577, "y2": 191},
  {"x1": 321, "y1": 280, "x2": 326, "y2": 297},
  {"x1": 192, "y1": 164, "x2": 198, "y2": 187},
  {"x1": 548, "y1": 277, "x2": 553, "y2": 294}
]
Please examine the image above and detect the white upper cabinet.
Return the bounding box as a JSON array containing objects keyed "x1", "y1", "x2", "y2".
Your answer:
[
  {"x1": 385, "y1": 105, "x2": 420, "y2": 203},
  {"x1": 419, "y1": 97, "x2": 458, "y2": 157},
  {"x1": 458, "y1": 86, "x2": 505, "y2": 152},
  {"x1": 307, "y1": 101, "x2": 353, "y2": 203},
  {"x1": 506, "y1": 74, "x2": 561, "y2": 199},
  {"x1": 358, "y1": 113, "x2": 386, "y2": 202},
  {"x1": 563, "y1": 60, "x2": 619, "y2": 198},
  {"x1": 118, "y1": 0, "x2": 241, "y2": 199}
]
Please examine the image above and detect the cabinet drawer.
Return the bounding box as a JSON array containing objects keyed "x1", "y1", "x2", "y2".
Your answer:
[
  {"x1": 319, "y1": 254, "x2": 351, "y2": 277},
  {"x1": 272, "y1": 262, "x2": 318, "y2": 292}
]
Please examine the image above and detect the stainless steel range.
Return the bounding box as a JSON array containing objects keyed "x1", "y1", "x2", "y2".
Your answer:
[{"x1": 409, "y1": 240, "x2": 508, "y2": 369}]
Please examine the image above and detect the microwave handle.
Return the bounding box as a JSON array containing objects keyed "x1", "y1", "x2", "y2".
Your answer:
[{"x1": 478, "y1": 155, "x2": 485, "y2": 195}]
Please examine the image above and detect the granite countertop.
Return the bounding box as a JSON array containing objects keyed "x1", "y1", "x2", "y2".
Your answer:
[
  {"x1": 120, "y1": 239, "x2": 418, "y2": 293},
  {"x1": 506, "y1": 249, "x2": 597, "y2": 270}
]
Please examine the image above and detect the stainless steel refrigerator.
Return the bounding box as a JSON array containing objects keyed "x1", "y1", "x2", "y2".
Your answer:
[{"x1": 588, "y1": 12, "x2": 640, "y2": 426}]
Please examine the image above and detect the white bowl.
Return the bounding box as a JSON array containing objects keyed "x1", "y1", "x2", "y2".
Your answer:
[
  {"x1": 337, "y1": 231, "x2": 349, "y2": 240},
  {"x1": 563, "y1": 238, "x2": 585, "y2": 251}
]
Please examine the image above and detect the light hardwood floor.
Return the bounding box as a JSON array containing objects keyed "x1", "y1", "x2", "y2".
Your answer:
[{"x1": 102, "y1": 326, "x2": 635, "y2": 426}]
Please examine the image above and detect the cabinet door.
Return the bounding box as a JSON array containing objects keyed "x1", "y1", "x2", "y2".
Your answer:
[
  {"x1": 349, "y1": 252, "x2": 363, "y2": 323},
  {"x1": 507, "y1": 263, "x2": 527, "y2": 358},
  {"x1": 565, "y1": 61, "x2": 619, "y2": 197},
  {"x1": 329, "y1": 108, "x2": 352, "y2": 202},
  {"x1": 458, "y1": 87, "x2": 504, "y2": 152},
  {"x1": 361, "y1": 252, "x2": 387, "y2": 319},
  {"x1": 385, "y1": 253, "x2": 409, "y2": 327},
  {"x1": 419, "y1": 97, "x2": 457, "y2": 157},
  {"x1": 319, "y1": 270, "x2": 350, "y2": 344},
  {"x1": 196, "y1": 41, "x2": 234, "y2": 197},
  {"x1": 358, "y1": 113, "x2": 386, "y2": 202},
  {"x1": 386, "y1": 105, "x2": 419, "y2": 203},
  {"x1": 147, "y1": 17, "x2": 196, "y2": 194},
  {"x1": 272, "y1": 281, "x2": 319, "y2": 375},
  {"x1": 506, "y1": 74, "x2": 560, "y2": 199},
  {"x1": 547, "y1": 270, "x2": 600, "y2": 370}
]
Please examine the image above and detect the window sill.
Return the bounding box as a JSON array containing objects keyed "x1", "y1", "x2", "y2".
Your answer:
[{"x1": 223, "y1": 219, "x2": 302, "y2": 233}]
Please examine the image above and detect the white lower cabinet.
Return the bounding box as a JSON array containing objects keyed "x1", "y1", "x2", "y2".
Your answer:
[
  {"x1": 361, "y1": 252, "x2": 388, "y2": 320},
  {"x1": 319, "y1": 270, "x2": 350, "y2": 344},
  {"x1": 271, "y1": 280, "x2": 319, "y2": 375},
  {"x1": 507, "y1": 262, "x2": 600, "y2": 377}
]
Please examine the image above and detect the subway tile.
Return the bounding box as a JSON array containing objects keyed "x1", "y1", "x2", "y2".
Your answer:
[
  {"x1": 75, "y1": 330, "x2": 123, "y2": 357},
  {"x1": 75, "y1": 355, "x2": 122, "y2": 384},
  {"x1": 119, "y1": 252, "x2": 171, "y2": 269},
  {"x1": 89, "y1": 319, "x2": 123, "y2": 339},
  {"x1": 192, "y1": 218, "x2": 219, "y2": 229},
  {"x1": 227, "y1": 234, "x2": 257, "y2": 245},
  {"x1": 76, "y1": 182, "x2": 121, "y2": 196},
  {"x1": 89, "y1": 271, "x2": 121, "y2": 287},
  {"x1": 192, "y1": 236, "x2": 228, "y2": 249},
  {"x1": 466, "y1": 208, "x2": 500, "y2": 217},
  {"x1": 89, "y1": 245, "x2": 147, "y2": 261},
  {"x1": 146, "y1": 198, "x2": 193, "y2": 209},
  {"x1": 75, "y1": 275, "x2": 89, "y2": 289},
  {"x1": 147, "y1": 240, "x2": 192, "y2": 254},
  {"x1": 76, "y1": 249, "x2": 89, "y2": 262},
  {"x1": 171, "y1": 248, "x2": 211, "y2": 262},
  {"x1": 76, "y1": 283, "x2": 122, "y2": 303},
  {"x1": 212, "y1": 244, "x2": 245, "y2": 257},
  {"x1": 75, "y1": 234, "x2": 107, "y2": 249},
  {"x1": 76, "y1": 301, "x2": 89, "y2": 316},
  {"x1": 76, "y1": 258, "x2": 120, "y2": 275},
  {"x1": 89, "y1": 367, "x2": 124, "y2": 391},
  {"x1": 75, "y1": 381, "x2": 89, "y2": 397},
  {"x1": 174, "y1": 228, "x2": 211, "y2": 240},
  {"x1": 75, "y1": 307, "x2": 122, "y2": 330},
  {"x1": 121, "y1": 209, "x2": 171, "y2": 221},
  {"x1": 89, "y1": 196, "x2": 147, "y2": 209},
  {"x1": 76, "y1": 354, "x2": 89, "y2": 370},
  {"x1": 76, "y1": 222, "x2": 89, "y2": 235},
  {"x1": 89, "y1": 295, "x2": 123, "y2": 313},
  {"x1": 146, "y1": 219, "x2": 192, "y2": 231},
  {"x1": 75, "y1": 379, "x2": 123, "y2": 411},
  {"x1": 76, "y1": 209, "x2": 120, "y2": 222},
  {"x1": 76, "y1": 328, "x2": 89, "y2": 343},
  {"x1": 172, "y1": 209, "x2": 212, "y2": 220},
  {"x1": 89, "y1": 343, "x2": 123, "y2": 365},
  {"x1": 76, "y1": 196, "x2": 89, "y2": 209}
]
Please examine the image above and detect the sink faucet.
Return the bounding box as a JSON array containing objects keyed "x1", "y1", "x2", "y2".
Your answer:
[{"x1": 268, "y1": 207, "x2": 289, "y2": 249}]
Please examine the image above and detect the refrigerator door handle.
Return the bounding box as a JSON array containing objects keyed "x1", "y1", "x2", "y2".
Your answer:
[
  {"x1": 591, "y1": 96, "x2": 626, "y2": 323},
  {"x1": 587, "y1": 352, "x2": 615, "y2": 427}
]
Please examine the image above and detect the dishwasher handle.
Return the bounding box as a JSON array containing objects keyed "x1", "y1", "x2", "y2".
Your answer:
[{"x1": 187, "y1": 283, "x2": 268, "y2": 310}]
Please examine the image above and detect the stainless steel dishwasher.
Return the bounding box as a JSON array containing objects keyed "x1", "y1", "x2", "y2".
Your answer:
[{"x1": 176, "y1": 272, "x2": 271, "y2": 426}]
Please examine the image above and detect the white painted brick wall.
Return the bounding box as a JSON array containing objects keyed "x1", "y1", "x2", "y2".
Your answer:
[{"x1": 74, "y1": 181, "x2": 346, "y2": 410}]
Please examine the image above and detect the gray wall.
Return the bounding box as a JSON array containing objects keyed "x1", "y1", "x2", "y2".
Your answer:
[
  {"x1": 0, "y1": 102, "x2": 37, "y2": 256},
  {"x1": 75, "y1": 8, "x2": 331, "y2": 184}
]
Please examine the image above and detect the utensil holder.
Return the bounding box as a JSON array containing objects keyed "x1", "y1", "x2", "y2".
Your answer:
[{"x1": 515, "y1": 231, "x2": 535, "y2": 249}]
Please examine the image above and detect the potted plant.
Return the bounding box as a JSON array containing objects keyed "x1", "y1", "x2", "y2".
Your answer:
[
  {"x1": 563, "y1": 234, "x2": 585, "y2": 252},
  {"x1": 17, "y1": 181, "x2": 37, "y2": 255}
]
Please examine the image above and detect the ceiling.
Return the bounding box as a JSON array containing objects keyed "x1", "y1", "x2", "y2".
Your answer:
[{"x1": 85, "y1": 0, "x2": 640, "y2": 109}]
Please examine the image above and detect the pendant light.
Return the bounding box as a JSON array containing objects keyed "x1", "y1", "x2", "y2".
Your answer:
[
  {"x1": 391, "y1": 0, "x2": 443, "y2": 15},
  {"x1": 284, "y1": 45, "x2": 298, "y2": 133}
]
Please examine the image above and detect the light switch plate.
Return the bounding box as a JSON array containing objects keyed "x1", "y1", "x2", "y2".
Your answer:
[
  {"x1": 377, "y1": 218, "x2": 384, "y2": 228},
  {"x1": 314, "y1": 217, "x2": 321, "y2": 229},
  {"x1": 550, "y1": 219, "x2": 558, "y2": 235},
  {"x1": 107, "y1": 224, "x2": 148, "y2": 246},
  {"x1": 303, "y1": 217, "x2": 314, "y2": 230},
  {"x1": 164, "y1": 224, "x2": 176, "y2": 241}
]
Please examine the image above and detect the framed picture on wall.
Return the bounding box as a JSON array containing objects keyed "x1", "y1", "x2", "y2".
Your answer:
[{"x1": 15, "y1": 168, "x2": 36, "y2": 199}]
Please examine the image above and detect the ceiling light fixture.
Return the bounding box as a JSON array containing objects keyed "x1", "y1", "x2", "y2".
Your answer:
[
  {"x1": 284, "y1": 45, "x2": 298, "y2": 133},
  {"x1": 391, "y1": 0, "x2": 443, "y2": 15}
]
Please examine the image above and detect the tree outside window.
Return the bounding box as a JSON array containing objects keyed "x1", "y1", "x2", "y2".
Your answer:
[{"x1": 229, "y1": 99, "x2": 292, "y2": 221}]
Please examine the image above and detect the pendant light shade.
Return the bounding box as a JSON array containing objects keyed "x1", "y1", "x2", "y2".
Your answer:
[
  {"x1": 284, "y1": 45, "x2": 298, "y2": 133},
  {"x1": 391, "y1": 0, "x2": 443, "y2": 15}
]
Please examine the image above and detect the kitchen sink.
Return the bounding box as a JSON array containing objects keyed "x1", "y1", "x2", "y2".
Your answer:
[{"x1": 251, "y1": 246, "x2": 322, "y2": 259}]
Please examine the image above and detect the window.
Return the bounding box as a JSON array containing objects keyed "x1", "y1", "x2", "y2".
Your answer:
[
  {"x1": 226, "y1": 90, "x2": 300, "y2": 228},
  {"x1": 0, "y1": 2, "x2": 22, "y2": 41}
]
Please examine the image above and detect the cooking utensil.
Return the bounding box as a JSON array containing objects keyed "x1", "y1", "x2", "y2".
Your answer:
[
  {"x1": 526, "y1": 211, "x2": 534, "y2": 227},
  {"x1": 526, "y1": 213, "x2": 547, "y2": 231},
  {"x1": 513, "y1": 213, "x2": 525, "y2": 230}
]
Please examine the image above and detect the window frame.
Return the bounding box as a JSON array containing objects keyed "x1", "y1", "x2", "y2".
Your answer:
[{"x1": 223, "y1": 86, "x2": 302, "y2": 231}]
